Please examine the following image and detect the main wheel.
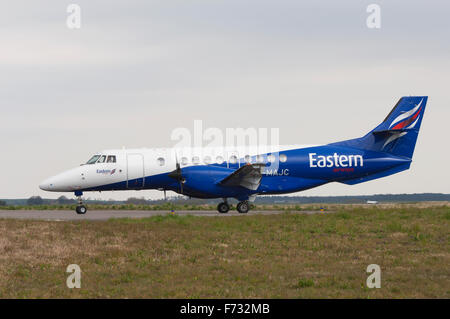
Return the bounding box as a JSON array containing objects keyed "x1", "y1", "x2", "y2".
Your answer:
[
  {"x1": 237, "y1": 201, "x2": 250, "y2": 214},
  {"x1": 217, "y1": 202, "x2": 230, "y2": 214},
  {"x1": 76, "y1": 205, "x2": 87, "y2": 215}
]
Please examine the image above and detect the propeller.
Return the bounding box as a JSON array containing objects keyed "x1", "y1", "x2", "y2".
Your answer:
[{"x1": 168, "y1": 154, "x2": 185, "y2": 194}]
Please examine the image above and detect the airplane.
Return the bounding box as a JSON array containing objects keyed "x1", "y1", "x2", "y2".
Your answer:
[{"x1": 39, "y1": 96, "x2": 428, "y2": 214}]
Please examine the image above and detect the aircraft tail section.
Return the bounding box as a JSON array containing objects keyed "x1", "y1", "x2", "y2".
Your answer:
[{"x1": 330, "y1": 96, "x2": 428, "y2": 159}]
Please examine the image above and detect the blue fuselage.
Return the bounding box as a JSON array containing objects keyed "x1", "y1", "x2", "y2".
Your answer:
[{"x1": 81, "y1": 145, "x2": 410, "y2": 201}]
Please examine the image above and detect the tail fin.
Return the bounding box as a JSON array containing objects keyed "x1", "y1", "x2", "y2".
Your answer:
[{"x1": 331, "y1": 96, "x2": 428, "y2": 159}]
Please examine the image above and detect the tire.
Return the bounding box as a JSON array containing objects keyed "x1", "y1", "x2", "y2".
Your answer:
[
  {"x1": 217, "y1": 202, "x2": 230, "y2": 214},
  {"x1": 76, "y1": 205, "x2": 87, "y2": 215},
  {"x1": 237, "y1": 201, "x2": 249, "y2": 214}
]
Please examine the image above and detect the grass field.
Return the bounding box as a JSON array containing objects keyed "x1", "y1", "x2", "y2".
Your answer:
[
  {"x1": 0, "y1": 201, "x2": 447, "y2": 211},
  {"x1": 0, "y1": 205, "x2": 448, "y2": 298}
]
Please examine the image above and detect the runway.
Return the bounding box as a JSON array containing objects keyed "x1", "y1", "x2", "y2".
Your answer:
[{"x1": 0, "y1": 209, "x2": 326, "y2": 221}]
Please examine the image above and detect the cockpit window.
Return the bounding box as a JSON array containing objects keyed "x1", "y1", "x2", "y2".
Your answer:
[
  {"x1": 86, "y1": 155, "x2": 100, "y2": 164},
  {"x1": 107, "y1": 155, "x2": 116, "y2": 163},
  {"x1": 97, "y1": 155, "x2": 107, "y2": 163}
]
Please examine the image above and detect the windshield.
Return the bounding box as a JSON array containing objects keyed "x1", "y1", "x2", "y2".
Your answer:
[
  {"x1": 97, "y1": 155, "x2": 107, "y2": 163},
  {"x1": 86, "y1": 155, "x2": 101, "y2": 164}
]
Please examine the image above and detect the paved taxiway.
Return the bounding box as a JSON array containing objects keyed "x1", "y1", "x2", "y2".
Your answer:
[{"x1": 0, "y1": 210, "x2": 327, "y2": 221}]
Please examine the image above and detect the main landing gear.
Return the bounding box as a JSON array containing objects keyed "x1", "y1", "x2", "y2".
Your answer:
[
  {"x1": 236, "y1": 201, "x2": 250, "y2": 214},
  {"x1": 216, "y1": 199, "x2": 250, "y2": 214},
  {"x1": 217, "y1": 200, "x2": 230, "y2": 214},
  {"x1": 75, "y1": 191, "x2": 87, "y2": 215}
]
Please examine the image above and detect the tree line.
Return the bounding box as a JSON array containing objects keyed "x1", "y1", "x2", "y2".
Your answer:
[{"x1": 1, "y1": 193, "x2": 449, "y2": 207}]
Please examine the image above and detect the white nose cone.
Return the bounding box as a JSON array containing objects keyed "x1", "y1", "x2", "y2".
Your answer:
[
  {"x1": 39, "y1": 177, "x2": 56, "y2": 191},
  {"x1": 39, "y1": 167, "x2": 84, "y2": 192}
]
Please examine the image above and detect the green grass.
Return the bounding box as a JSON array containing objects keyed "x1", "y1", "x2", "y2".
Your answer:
[
  {"x1": 0, "y1": 206, "x2": 448, "y2": 298},
  {"x1": 0, "y1": 203, "x2": 325, "y2": 211}
]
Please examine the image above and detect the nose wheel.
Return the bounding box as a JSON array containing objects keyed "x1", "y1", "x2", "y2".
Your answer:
[
  {"x1": 76, "y1": 205, "x2": 87, "y2": 214},
  {"x1": 75, "y1": 193, "x2": 87, "y2": 214}
]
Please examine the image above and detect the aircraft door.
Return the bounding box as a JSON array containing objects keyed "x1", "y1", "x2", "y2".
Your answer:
[{"x1": 127, "y1": 153, "x2": 144, "y2": 189}]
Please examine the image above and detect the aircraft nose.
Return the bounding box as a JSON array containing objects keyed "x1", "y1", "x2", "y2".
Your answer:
[
  {"x1": 39, "y1": 180, "x2": 50, "y2": 191},
  {"x1": 39, "y1": 168, "x2": 83, "y2": 192},
  {"x1": 39, "y1": 178, "x2": 54, "y2": 191}
]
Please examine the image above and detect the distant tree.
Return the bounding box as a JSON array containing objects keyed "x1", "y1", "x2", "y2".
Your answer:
[
  {"x1": 56, "y1": 195, "x2": 75, "y2": 204},
  {"x1": 27, "y1": 196, "x2": 44, "y2": 206},
  {"x1": 0, "y1": 200, "x2": 6, "y2": 206},
  {"x1": 125, "y1": 197, "x2": 149, "y2": 205}
]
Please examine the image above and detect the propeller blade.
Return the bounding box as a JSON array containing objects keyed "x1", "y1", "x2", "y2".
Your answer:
[{"x1": 168, "y1": 152, "x2": 185, "y2": 194}]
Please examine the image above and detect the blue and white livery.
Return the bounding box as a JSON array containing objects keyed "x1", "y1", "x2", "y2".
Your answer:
[{"x1": 40, "y1": 96, "x2": 428, "y2": 214}]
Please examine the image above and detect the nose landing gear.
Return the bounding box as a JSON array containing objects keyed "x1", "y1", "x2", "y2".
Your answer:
[
  {"x1": 74, "y1": 191, "x2": 87, "y2": 215},
  {"x1": 76, "y1": 204, "x2": 87, "y2": 214}
]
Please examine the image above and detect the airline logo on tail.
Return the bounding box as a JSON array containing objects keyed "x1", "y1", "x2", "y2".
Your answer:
[{"x1": 389, "y1": 98, "x2": 423, "y2": 130}]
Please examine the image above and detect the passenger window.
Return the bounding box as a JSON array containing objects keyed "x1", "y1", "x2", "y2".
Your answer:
[
  {"x1": 192, "y1": 156, "x2": 200, "y2": 165},
  {"x1": 107, "y1": 155, "x2": 116, "y2": 163},
  {"x1": 181, "y1": 157, "x2": 188, "y2": 165},
  {"x1": 97, "y1": 155, "x2": 107, "y2": 163},
  {"x1": 244, "y1": 155, "x2": 251, "y2": 163},
  {"x1": 229, "y1": 155, "x2": 238, "y2": 164},
  {"x1": 203, "y1": 156, "x2": 212, "y2": 164},
  {"x1": 280, "y1": 154, "x2": 287, "y2": 163},
  {"x1": 256, "y1": 155, "x2": 264, "y2": 163},
  {"x1": 216, "y1": 155, "x2": 224, "y2": 164},
  {"x1": 267, "y1": 154, "x2": 276, "y2": 163},
  {"x1": 157, "y1": 157, "x2": 165, "y2": 166}
]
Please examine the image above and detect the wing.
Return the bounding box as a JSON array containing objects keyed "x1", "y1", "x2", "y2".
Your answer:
[{"x1": 219, "y1": 163, "x2": 265, "y2": 190}]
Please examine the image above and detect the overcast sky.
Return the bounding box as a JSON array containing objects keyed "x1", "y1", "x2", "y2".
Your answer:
[{"x1": 1, "y1": 0, "x2": 449, "y2": 200}]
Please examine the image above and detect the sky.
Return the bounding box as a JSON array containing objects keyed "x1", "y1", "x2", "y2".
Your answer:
[{"x1": 1, "y1": 0, "x2": 449, "y2": 200}]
